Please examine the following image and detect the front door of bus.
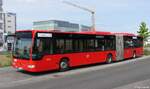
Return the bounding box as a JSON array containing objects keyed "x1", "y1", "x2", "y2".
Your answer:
[{"x1": 116, "y1": 35, "x2": 124, "y2": 61}]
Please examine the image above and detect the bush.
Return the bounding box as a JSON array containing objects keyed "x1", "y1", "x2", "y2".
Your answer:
[
  {"x1": 144, "y1": 49, "x2": 150, "y2": 55},
  {"x1": 0, "y1": 59, "x2": 12, "y2": 67},
  {"x1": 145, "y1": 44, "x2": 150, "y2": 47},
  {"x1": 0, "y1": 52, "x2": 12, "y2": 67}
]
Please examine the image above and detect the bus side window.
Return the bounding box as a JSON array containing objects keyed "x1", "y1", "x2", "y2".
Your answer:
[
  {"x1": 97, "y1": 39, "x2": 105, "y2": 51},
  {"x1": 38, "y1": 40, "x2": 43, "y2": 53},
  {"x1": 35, "y1": 39, "x2": 52, "y2": 54},
  {"x1": 79, "y1": 40, "x2": 84, "y2": 52},
  {"x1": 32, "y1": 39, "x2": 41, "y2": 53},
  {"x1": 87, "y1": 39, "x2": 95, "y2": 51},
  {"x1": 55, "y1": 39, "x2": 65, "y2": 54},
  {"x1": 124, "y1": 36, "x2": 133, "y2": 48},
  {"x1": 65, "y1": 39, "x2": 73, "y2": 53},
  {"x1": 73, "y1": 40, "x2": 79, "y2": 52},
  {"x1": 104, "y1": 36, "x2": 115, "y2": 51}
]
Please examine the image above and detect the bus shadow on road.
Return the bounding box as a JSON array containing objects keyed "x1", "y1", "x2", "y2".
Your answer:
[
  {"x1": 17, "y1": 70, "x2": 60, "y2": 76},
  {"x1": 17, "y1": 57, "x2": 136, "y2": 76}
]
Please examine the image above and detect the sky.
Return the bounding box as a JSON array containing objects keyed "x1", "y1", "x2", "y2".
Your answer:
[{"x1": 3, "y1": 0, "x2": 150, "y2": 33}]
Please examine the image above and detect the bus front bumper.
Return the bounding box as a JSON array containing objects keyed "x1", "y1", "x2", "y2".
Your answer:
[{"x1": 12, "y1": 59, "x2": 37, "y2": 72}]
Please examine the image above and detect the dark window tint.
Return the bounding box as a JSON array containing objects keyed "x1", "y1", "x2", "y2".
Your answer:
[
  {"x1": 16, "y1": 32, "x2": 32, "y2": 38},
  {"x1": 104, "y1": 36, "x2": 115, "y2": 50},
  {"x1": 96, "y1": 39, "x2": 105, "y2": 51},
  {"x1": 54, "y1": 39, "x2": 65, "y2": 54},
  {"x1": 124, "y1": 36, "x2": 133, "y2": 48},
  {"x1": 73, "y1": 39, "x2": 80, "y2": 52},
  {"x1": 86, "y1": 39, "x2": 95, "y2": 51},
  {"x1": 133, "y1": 37, "x2": 143, "y2": 47},
  {"x1": 65, "y1": 39, "x2": 73, "y2": 53},
  {"x1": 79, "y1": 40, "x2": 84, "y2": 52},
  {"x1": 32, "y1": 38, "x2": 52, "y2": 60}
]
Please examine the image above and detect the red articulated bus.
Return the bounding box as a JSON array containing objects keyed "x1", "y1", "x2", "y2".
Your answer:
[{"x1": 12, "y1": 30, "x2": 143, "y2": 72}]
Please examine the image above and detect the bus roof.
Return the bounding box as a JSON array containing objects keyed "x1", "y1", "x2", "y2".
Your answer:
[
  {"x1": 16, "y1": 30, "x2": 140, "y2": 37},
  {"x1": 113, "y1": 32, "x2": 137, "y2": 36},
  {"x1": 16, "y1": 30, "x2": 113, "y2": 35}
]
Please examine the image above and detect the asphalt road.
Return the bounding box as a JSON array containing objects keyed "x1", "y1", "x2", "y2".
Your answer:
[{"x1": 1, "y1": 56, "x2": 150, "y2": 89}]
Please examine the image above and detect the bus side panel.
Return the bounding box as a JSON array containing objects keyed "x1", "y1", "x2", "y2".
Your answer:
[
  {"x1": 134, "y1": 47, "x2": 143, "y2": 57},
  {"x1": 62, "y1": 51, "x2": 116, "y2": 67},
  {"x1": 124, "y1": 48, "x2": 133, "y2": 59},
  {"x1": 30, "y1": 53, "x2": 88, "y2": 72},
  {"x1": 81, "y1": 51, "x2": 107, "y2": 65},
  {"x1": 88, "y1": 51, "x2": 106, "y2": 64},
  {"x1": 31, "y1": 55, "x2": 60, "y2": 72},
  {"x1": 65, "y1": 52, "x2": 90, "y2": 67},
  {"x1": 28, "y1": 51, "x2": 116, "y2": 72},
  {"x1": 124, "y1": 47, "x2": 143, "y2": 59},
  {"x1": 89, "y1": 51, "x2": 116, "y2": 64},
  {"x1": 51, "y1": 51, "x2": 116, "y2": 67},
  {"x1": 33, "y1": 53, "x2": 91, "y2": 72}
]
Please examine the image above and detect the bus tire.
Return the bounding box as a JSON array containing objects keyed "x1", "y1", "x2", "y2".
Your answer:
[
  {"x1": 106, "y1": 54, "x2": 113, "y2": 64},
  {"x1": 59, "y1": 59, "x2": 69, "y2": 72}
]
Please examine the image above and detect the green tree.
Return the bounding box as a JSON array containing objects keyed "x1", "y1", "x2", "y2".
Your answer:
[{"x1": 137, "y1": 22, "x2": 150, "y2": 42}]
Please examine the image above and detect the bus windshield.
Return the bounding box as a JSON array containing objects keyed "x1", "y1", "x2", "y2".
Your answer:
[{"x1": 13, "y1": 32, "x2": 32, "y2": 59}]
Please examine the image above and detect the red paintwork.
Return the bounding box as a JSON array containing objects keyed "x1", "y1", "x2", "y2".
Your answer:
[
  {"x1": 12, "y1": 59, "x2": 32, "y2": 71},
  {"x1": 113, "y1": 32, "x2": 136, "y2": 36},
  {"x1": 134, "y1": 47, "x2": 143, "y2": 57},
  {"x1": 12, "y1": 30, "x2": 143, "y2": 72},
  {"x1": 124, "y1": 47, "x2": 143, "y2": 59},
  {"x1": 13, "y1": 51, "x2": 116, "y2": 72},
  {"x1": 124, "y1": 48, "x2": 134, "y2": 59}
]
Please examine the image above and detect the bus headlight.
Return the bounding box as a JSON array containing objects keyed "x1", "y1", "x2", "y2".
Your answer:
[
  {"x1": 18, "y1": 67, "x2": 23, "y2": 70},
  {"x1": 14, "y1": 59, "x2": 17, "y2": 62},
  {"x1": 28, "y1": 65, "x2": 35, "y2": 69}
]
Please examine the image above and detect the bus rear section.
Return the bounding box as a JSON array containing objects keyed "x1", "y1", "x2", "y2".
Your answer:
[{"x1": 114, "y1": 33, "x2": 143, "y2": 60}]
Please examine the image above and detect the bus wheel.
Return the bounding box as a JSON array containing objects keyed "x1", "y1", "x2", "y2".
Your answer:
[
  {"x1": 106, "y1": 54, "x2": 113, "y2": 64},
  {"x1": 59, "y1": 59, "x2": 69, "y2": 72}
]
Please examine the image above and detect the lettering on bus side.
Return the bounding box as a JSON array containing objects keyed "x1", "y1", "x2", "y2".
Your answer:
[{"x1": 37, "y1": 33, "x2": 52, "y2": 38}]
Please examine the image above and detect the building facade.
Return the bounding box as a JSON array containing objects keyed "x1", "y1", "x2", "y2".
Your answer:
[
  {"x1": 0, "y1": 0, "x2": 3, "y2": 31},
  {"x1": 0, "y1": 0, "x2": 16, "y2": 51},
  {"x1": 2, "y1": 12, "x2": 16, "y2": 51},
  {"x1": 33, "y1": 20, "x2": 91, "y2": 32},
  {"x1": 3, "y1": 12, "x2": 16, "y2": 34},
  {"x1": 0, "y1": 0, "x2": 3, "y2": 49},
  {"x1": 80, "y1": 25, "x2": 91, "y2": 32}
]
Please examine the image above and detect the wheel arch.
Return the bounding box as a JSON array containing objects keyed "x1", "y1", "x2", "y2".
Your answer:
[{"x1": 60, "y1": 57, "x2": 70, "y2": 62}]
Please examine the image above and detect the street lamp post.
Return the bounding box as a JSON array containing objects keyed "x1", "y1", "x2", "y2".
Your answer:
[
  {"x1": 91, "y1": 11, "x2": 95, "y2": 32},
  {"x1": 63, "y1": 1, "x2": 96, "y2": 32}
]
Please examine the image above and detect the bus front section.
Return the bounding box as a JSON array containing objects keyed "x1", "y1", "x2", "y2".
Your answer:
[{"x1": 12, "y1": 31, "x2": 35, "y2": 72}]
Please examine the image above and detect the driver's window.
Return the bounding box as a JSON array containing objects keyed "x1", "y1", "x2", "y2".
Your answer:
[
  {"x1": 35, "y1": 38, "x2": 52, "y2": 54},
  {"x1": 37, "y1": 39, "x2": 43, "y2": 52}
]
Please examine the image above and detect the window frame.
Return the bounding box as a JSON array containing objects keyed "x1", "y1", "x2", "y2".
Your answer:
[{"x1": 33, "y1": 32, "x2": 116, "y2": 56}]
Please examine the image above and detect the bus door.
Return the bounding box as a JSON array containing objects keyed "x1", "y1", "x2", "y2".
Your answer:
[{"x1": 116, "y1": 35, "x2": 124, "y2": 61}]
